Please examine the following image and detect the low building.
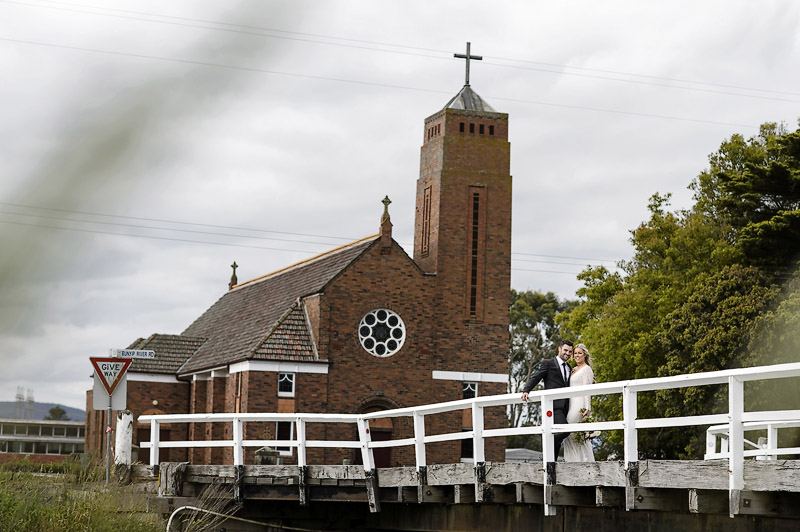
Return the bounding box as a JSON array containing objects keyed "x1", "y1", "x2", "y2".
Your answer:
[{"x1": 0, "y1": 417, "x2": 85, "y2": 464}]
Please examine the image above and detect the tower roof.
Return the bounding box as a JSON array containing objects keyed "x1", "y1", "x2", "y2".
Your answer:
[{"x1": 443, "y1": 85, "x2": 496, "y2": 112}]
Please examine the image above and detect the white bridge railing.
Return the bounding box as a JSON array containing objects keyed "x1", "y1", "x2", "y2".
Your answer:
[{"x1": 139, "y1": 362, "x2": 800, "y2": 517}]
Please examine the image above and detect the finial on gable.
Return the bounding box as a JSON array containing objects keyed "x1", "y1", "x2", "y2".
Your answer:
[
  {"x1": 380, "y1": 196, "x2": 393, "y2": 254},
  {"x1": 229, "y1": 261, "x2": 238, "y2": 290},
  {"x1": 381, "y1": 195, "x2": 392, "y2": 221}
]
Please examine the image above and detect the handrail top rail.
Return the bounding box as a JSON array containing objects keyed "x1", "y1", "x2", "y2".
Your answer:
[{"x1": 137, "y1": 362, "x2": 800, "y2": 425}]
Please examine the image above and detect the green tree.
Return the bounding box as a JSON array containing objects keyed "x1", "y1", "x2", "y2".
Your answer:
[
  {"x1": 43, "y1": 406, "x2": 69, "y2": 421},
  {"x1": 558, "y1": 122, "x2": 800, "y2": 460},
  {"x1": 507, "y1": 289, "x2": 576, "y2": 450}
]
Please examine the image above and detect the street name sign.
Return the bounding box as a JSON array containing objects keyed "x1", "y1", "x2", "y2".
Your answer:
[
  {"x1": 109, "y1": 348, "x2": 155, "y2": 359},
  {"x1": 90, "y1": 357, "x2": 132, "y2": 395}
]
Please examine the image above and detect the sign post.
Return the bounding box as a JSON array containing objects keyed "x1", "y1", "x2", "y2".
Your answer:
[{"x1": 90, "y1": 357, "x2": 132, "y2": 484}]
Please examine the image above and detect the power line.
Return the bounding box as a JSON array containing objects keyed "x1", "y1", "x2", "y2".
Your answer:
[
  {"x1": 0, "y1": 218, "x2": 608, "y2": 275},
  {"x1": 0, "y1": 209, "x2": 349, "y2": 248},
  {"x1": 8, "y1": 0, "x2": 799, "y2": 100},
  {"x1": 0, "y1": 201, "x2": 626, "y2": 266},
  {"x1": 0, "y1": 213, "x2": 621, "y2": 275},
  {"x1": 0, "y1": 201, "x2": 356, "y2": 241},
  {"x1": 0, "y1": 36, "x2": 759, "y2": 129}
]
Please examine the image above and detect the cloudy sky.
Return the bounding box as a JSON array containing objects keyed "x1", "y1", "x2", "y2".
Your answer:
[{"x1": 1, "y1": 0, "x2": 799, "y2": 411}]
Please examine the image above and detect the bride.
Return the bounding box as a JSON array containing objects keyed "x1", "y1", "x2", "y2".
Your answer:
[{"x1": 563, "y1": 343, "x2": 595, "y2": 462}]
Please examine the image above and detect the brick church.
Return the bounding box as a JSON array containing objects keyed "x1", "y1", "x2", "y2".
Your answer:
[{"x1": 86, "y1": 76, "x2": 513, "y2": 468}]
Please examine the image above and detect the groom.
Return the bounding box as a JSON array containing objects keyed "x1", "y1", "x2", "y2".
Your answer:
[{"x1": 521, "y1": 340, "x2": 574, "y2": 455}]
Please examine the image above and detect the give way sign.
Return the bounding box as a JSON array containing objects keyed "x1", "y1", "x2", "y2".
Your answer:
[{"x1": 90, "y1": 357, "x2": 132, "y2": 396}]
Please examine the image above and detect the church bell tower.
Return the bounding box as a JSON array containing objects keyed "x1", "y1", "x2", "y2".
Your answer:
[{"x1": 412, "y1": 44, "x2": 511, "y2": 365}]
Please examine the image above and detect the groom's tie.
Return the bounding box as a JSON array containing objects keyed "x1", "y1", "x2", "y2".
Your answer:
[{"x1": 562, "y1": 362, "x2": 568, "y2": 383}]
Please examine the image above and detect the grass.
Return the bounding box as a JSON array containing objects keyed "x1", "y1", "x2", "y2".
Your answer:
[{"x1": 0, "y1": 456, "x2": 162, "y2": 532}]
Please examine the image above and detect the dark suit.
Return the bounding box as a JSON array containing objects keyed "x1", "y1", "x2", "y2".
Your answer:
[{"x1": 523, "y1": 357, "x2": 571, "y2": 454}]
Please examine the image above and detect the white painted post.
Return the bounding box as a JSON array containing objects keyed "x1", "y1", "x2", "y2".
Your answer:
[
  {"x1": 622, "y1": 385, "x2": 638, "y2": 512},
  {"x1": 357, "y1": 417, "x2": 375, "y2": 472},
  {"x1": 705, "y1": 428, "x2": 717, "y2": 459},
  {"x1": 541, "y1": 397, "x2": 554, "y2": 463},
  {"x1": 149, "y1": 419, "x2": 160, "y2": 467},
  {"x1": 541, "y1": 396, "x2": 556, "y2": 517},
  {"x1": 728, "y1": 376, "x2": 744, "y2": 517},
  {"x1": 232, "y1": 417, "x2": 244, "y2": 467},
  {"x1": 296, "y1": 418, "x2": 307, "y2": 467},
  {"x1": 766, "y1": 424, "x2": 778, "y2": 461},
  {"x1": 622, "y1": 385, "x2": 638, "y2": 465},
  {"x1": 471, "y1": 404, "x2": 485, "y2": 464},
  {"x1": 114, "y1": 410, "x2": 133, "y2": 468},
  {"x1": 413, "y1": 412, "x2": 426, "y2": 469}
]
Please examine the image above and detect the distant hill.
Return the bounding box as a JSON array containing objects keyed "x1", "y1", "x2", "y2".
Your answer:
[{"x1": 0, "y1": 402, "x2": 85, "y2": 422}]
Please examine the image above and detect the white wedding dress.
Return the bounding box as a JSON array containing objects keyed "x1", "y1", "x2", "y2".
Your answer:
[{"x1": 563, "y1": 365, "x2": 595, "y2": 462}]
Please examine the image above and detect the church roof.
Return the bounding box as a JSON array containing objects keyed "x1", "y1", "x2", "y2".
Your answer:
[
  {"x1": 250, "y1": 301, "x2": 317, "y2": 362},
  {"x1": 443, "y1": 85, "x2": 496, "y2": 112},
  {"x1": 177, "y1": 236, "x2": 377, "y2": 375},
  {"x1": 126, "y1": 334, "x2": 207, "y2": 374}
]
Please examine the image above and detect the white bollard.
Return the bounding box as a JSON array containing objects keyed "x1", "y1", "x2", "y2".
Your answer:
[{"x1": 114, "y1": 410, "x2": 133, "y2": 483}]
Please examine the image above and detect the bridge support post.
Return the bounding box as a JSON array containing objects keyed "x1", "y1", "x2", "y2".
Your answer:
[
  {"x1": 365, "y1": 469, "x2": 381, "y2": 513},
  {"x1": 625, "y1": 460, "x2": 639, "y2": 511},
  {"x1": 158, "y1": 462, "x2": 189, "y2": 497},
  {"x1": 298, "y1": 465, "x2": 309, "y2": 506},
  {"x1": 416, "y1": 465, "x2": 427, "y2": 504},
  {"x1": 474, "y1": 462, "x2": 488, "y2": 502},
  {"x1": 234, "y1": 464, "x2": 244, "y2": 503}
]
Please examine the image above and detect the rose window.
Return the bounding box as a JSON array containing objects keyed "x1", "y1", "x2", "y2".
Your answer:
[{"x1": 358, "y1": 309, "x2": 406, "y2": 357}]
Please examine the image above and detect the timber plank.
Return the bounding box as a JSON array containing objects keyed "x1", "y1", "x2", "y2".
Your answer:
[
  {"x1": 516, "y1": 483, "x2": 544, "y2": 504},
  {"x1": 309, "y1": 485, "x2": 368, "y2": 503},
  {"x1": 307, "y1": 465, "x2": 366, "y2": 480},
  {"x1": 595, "y1": 486, "x2": 624, "y2": 508},
  {"x1": 377, "y1": 466, "x2": 417, "y2": 487},
  {"x1": 455, "y1": 484, "x2": 476, "y2": 504},
  {"x1": 689, "y1": 489, "x2": 728, "y2": 514},
  {"x1": 744, "y1": 460, "x2": 800, "y2": 492},
  {"x1": 426, "y1": 463, "x2": 474, "y2": 485},
  {"x1": 737, "y1": 490, "x2": 800, "y2": 517},
  {"x1": 638, "y1": 460, "x2": 727, "y2": 490},
  {"x1": 630, "y1": 487, "x2": 686, "y2": 512},
  {"x1": 418, "y1": 485, "x2": 454, "y2": 504},
  {"x1": 556, "y1": 461, "x2": 625, "y2": 487},
  {"x1": 549, "y1": 486, "x2": 596, "y2": 507},
  {"x1": 485, "y1": 462, "x2": 542, "y2": 484}
]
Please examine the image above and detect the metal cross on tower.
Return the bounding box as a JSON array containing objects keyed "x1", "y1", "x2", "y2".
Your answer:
[{"x1": 454, "y1": 42, "x2": 483, "y2": 86}]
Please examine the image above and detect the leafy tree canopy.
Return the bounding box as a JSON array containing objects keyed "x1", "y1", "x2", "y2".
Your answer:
[
  {"x1": 43, "y1": 406, "x2": 69, "y2": 421},
  {"x1": 557, "y1": 122, "x2": 800, "y2": 459}
]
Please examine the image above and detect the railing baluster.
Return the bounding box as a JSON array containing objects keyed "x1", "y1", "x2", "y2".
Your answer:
[
  {"x1": 766, "y1": 423, "x2": 778, "y2": 461},
  {"x1": 413, "y1": 411, "x2": 426, "y2": 469},
  {"x1": 541, "y1": 397, "x2": 555, "y2": 517},
  {"x1": 622, "y1": 385, "x2": 638, "y2": 465},
  {"x1": 622, "y1": 385, "x2": 638, "y2": 511},
  {"x1": 357, "y1": 417, "x2": 374, "y2": 472},
  {"x1": 471, "y1": 403, "x2": 485, "y2": 464},
  {"x1": 296, "y1": 418, "x2": 307, "y2": 467},
  {"x1": 150, "y1": 419, "x2": 160, "y2": 467},
  {"x1": 232, "y1": 417, "x2": 243, "y2": 466},
  {"x1": 728, "y1": 376, "x2": 744, "y2": 517}
]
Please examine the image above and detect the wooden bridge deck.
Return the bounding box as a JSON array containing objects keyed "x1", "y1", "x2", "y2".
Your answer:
[{"x1": 133, "y1": 459, "x2": 800, "y2": 519}]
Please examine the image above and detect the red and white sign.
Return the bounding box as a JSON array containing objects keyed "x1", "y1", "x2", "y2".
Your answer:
[{"x1": 90, "y1": 357, "x2": 132, "y2": 396}]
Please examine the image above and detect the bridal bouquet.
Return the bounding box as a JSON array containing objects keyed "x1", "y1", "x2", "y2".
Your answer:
[{"x1": 573, "y1": 408, "x2": 601, "y2": 443}]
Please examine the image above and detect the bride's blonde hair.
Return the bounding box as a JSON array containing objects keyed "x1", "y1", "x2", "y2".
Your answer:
[{"x1": 574, "y1": 343, "x2": 592, "y2": 367}]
